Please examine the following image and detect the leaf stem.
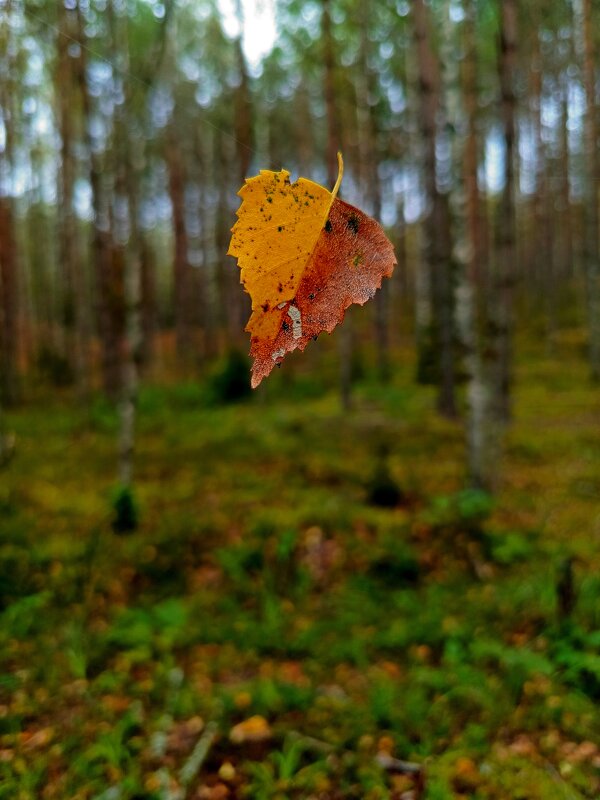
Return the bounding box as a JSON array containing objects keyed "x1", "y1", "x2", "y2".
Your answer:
[{"x1": 332, "y1": 151, "x2": 344, "y2": 199}]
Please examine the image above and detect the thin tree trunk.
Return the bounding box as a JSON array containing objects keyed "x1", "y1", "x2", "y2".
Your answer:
[
  {"x1": 580, "y1": 0, "x2": 600, "y2": 380},
  {"x1": 529, "y1": 27, "x2": 556, "y2": 346},
  {"x1": 75, "y1": 2, "x2": 122, "y2": 397},
  {"x1": 0, "y1": 3, "x2": 19, "y2": 405},
  {"x1": 27, "y1": 161, "x2": 54, "y2": 359},
  {"x1": 233, "y1": 9, "x2": 253, "y2": 338},
  {"x1": 455, "y1": 0, "x2": 497, "y2": 489},
  {"x1": 358, "y1": 6, "x2": 390, "y2": 382},
  {"x1": 295, "y1": 84, "x2": 313, "y2": 176},
  {"x1": 0, "y1": 195, "x2": 19, "y2": 405},
  {"x1": 216, "y1": 134, "x2": 239, "y2": 345},
  {"x1": 393, "y1": 189, "x2": 408, "y2": 322},
  {"x1": 492, "y1": 0, "x2": 518, "y2": 421},
  {"x1": 195, "y1": 125, "x2": 219, "y2": 359},
  {"x1": 139, "y1": 230, "x2": 157, "y2": 368},
  {"x1": 165, "y1": 122, "x2": 193, "y2": 363},
  {"x1": 108, "y1": 0, "x2": 142, "y2": 491},
  {"x1": 412, "y1": 0, "x2": 457, "y2": 418},
  {"x1": 234, "y1": 35, "x2": 252, "y2": 187},
  {"x1": 463, "y1": 1, "x2": 483, "y2": 297},
  {"x1": 322, "y1": 0, "x2": 340, "y2": 190},
  {"x1": 558, "y1": 77, "x2": 573, "y2": 280},
  {"x1": 322, "y1": 0, "x2": 353, "y2": 409},
  {"x1": 56, "y1": 1, "x2": 87, "y2": 393},
  {"x1": 529, "y1": 31, "x2": 544, "y2": 287}
]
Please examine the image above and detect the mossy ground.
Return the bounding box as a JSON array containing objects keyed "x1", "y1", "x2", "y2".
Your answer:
[{"x1": 1, "y1": 326, "x2": 599, "y2": 799}]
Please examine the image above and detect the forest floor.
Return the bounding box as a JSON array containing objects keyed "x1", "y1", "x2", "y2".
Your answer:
[{"x1": 1, "y1": 326, "x2": 600, "y2": 800}]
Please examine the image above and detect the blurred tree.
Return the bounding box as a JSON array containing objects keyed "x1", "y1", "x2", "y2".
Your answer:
[
  {"x1": 579, "y1": 0, "x2": 600, "y2": 380},
  {"x1": 412, "y1": 0, "x2": 457, "y2": 418},
  {"x1": 108, "y1": 0, "x2": 142, "y2": 493},
  {"x1": 75, "y1": 0, "x2": 124, "y2": 398},
  {"x1": 356, "y1": 0, "x2": 390, "y2": 382},
  {"x1": 492, "y1": 0, "x2": 518, "y2": 422},
  {"x1": 56, "y1": 1, "x2": 87, "y2": 392},
  {"x1": 0, "y1": 0, "x2": 20, "y2": 405},
  {"x1": 321, "y1": 0, "x2": 353, "y2": 410}
]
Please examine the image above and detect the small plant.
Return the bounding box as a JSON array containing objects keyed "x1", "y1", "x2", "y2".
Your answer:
[
  {"x1": 427, "y1": 489, "x2": 493, "y2": 536},
  {"x1": 112, "y1": 486, "x2": 138, "y2": 533},
  {"x1": 244, "y1": 736, "x2": 328, "y2": 799},
  {"x1": 208, "y1": 349, "x2": 252, "y2": 404},
  {"x1": 367, "y1": 544, "x2": 420, "y2": 587},
  {"x1": 366, "y1": 443, "x2": 404, "y2": 508}
]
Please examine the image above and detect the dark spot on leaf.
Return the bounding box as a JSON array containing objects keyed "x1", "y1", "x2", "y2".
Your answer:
[
  {"x1": 347, "y1": 215, "x2": 360, "y2": 234},
  {"x1": 261, "y1": 302, "x2": 269, "y2": 312},
  {"x1": 278, "y1": 283, "x2": 283, "y2": 292},
  {"x1": 278, "y1": 226, "x2": 283, "y2": 232},
  {"x1": 267, "y1": 196, "x2": 273, "y2": 203},
  {"x1": 282, "y1": 321, "x2": 290, "y2": 331},
  {"x1": 325, "y1": 219, "x2": 333, "y2": 233},
  {"x1": 276, "y1": 362, "x2": 282, "y2": 368},
  {"x1": 309, "y1": 293, "x2": 315, "y2": 300},
  {"x1": 312, "y1": 335, "x2": 318, "y2": 341}
]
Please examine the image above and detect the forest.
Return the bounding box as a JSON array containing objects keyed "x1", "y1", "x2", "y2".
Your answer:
[{"x1": 1, "y1": 0, "x2": 600, "y2": 797}]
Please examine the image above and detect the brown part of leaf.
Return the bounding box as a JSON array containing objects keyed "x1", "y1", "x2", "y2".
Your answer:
[{"x1": 249, "y1": 197, "x2": 396, "y2": 386}]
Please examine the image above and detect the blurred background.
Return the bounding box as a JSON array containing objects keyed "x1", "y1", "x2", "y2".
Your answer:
[{"x1": 1, "y1": 1, "x2": 600, "y2": 798}]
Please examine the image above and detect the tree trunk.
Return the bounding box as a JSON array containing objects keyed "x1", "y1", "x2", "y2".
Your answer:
[
  {"x1": 492, "y1": 0, "x2": 518, "y2": 421},
  {"x1": 529, "y1": 31, "x2": 544, "y2": 287},
  {"x1": 216, "y1": 132, "x2": 240, "y2": 345},
  {"x1": 580, "y1": 0, "x2": 600, "y2": 380},
  {"x1": 0, "y1": 3, "x2": 20, "y2": 405},
  {"x1": 165, "y1": 122, "x2": 193, "y2": 363},
  {"x1": 0, "y1": 195, "x2": 19, "y2": 405},
  {"x1": 56, "y1": 1, "x2": 88, "y2": 393},
  {"x1": 233, "y1": 11, "x2": 253, "y2": 338},
  {"x1": 108, "y1": 0, "x2": 143, "y2": 492},
  {"x1": 558, "y1": 77, "x2": 573, "y2": 280},
  {"x1": 322, "y1": 0, "x2": 340, "y2": 190},
  {"x1": 358, "y1": 6, "x2": 390, "y2": 382},
  {"x1": 139, "y1": 231, "x2": 157, "y2": 368},
  {"x1": 322, "y1": 0, "x2": 353, "y2": 409},
  {"x1": 412, "y1": 0, "x2": 457, "y2": 418},
  {"x1": 75, "y1": 2, "x2": 123, "y2": 397},
  {"x1": 454, "y1": 0, "x2": 497, "y2": 489}
]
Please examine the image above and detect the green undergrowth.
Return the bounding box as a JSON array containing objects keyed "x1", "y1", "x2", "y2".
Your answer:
[{"x1": 0, "y1": 334, "x2": 599, "y2": 799}]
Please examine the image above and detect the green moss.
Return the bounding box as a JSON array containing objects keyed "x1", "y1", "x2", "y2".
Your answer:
[{"x1": 1, "y1": 335, "x2": 599, "y2": 796}]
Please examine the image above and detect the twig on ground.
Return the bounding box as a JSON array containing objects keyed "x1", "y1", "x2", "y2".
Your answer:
[
  {"x1": 179, "y1": 720, "x2": 218, "y2": 790},
  {"x1": 287, "y1": 730, "x2": 336, "y2": 754},
  {"x1": 375, "y1": 752, "x2": 423, "y2": 775},
  {"x1": 288, "y1": 730, "x2": 425, "y2": 789}
]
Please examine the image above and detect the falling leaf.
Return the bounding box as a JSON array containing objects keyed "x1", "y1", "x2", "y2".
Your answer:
[{"x1": 228, "y1": 153, "x2": 396, "y2": 387}]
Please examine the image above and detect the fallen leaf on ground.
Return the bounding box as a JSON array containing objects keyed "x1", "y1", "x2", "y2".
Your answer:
[{"x1": 229, "y1": 714, "x2": 271, "y2": 744}]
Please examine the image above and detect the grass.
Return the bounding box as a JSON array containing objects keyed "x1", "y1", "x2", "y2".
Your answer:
[{"x1": 0, "y1": 327, "x2": 599, "y2": 799}]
